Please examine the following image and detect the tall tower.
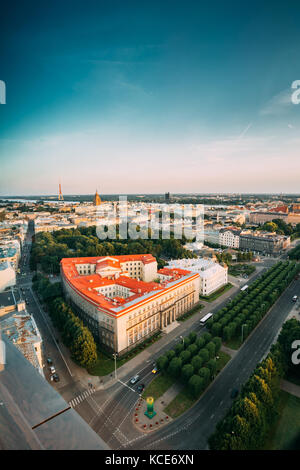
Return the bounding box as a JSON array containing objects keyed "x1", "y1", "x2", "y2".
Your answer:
[
  {"x1": 93, "y1": 189, "x2": 101, "y2": 206},
  {"x1": 58, "y1": 182, "x2": 64, "y2": 201}
]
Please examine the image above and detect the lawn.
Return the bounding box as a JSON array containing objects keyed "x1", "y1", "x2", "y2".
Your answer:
[
  {"x1": 142, "y1": 374, "x2": 175, "y2": 401},
  {"x1": 262, "y1": 390, "x2": 300, "y2": 450},
  {"x1": 199, "y1": 283, "x2": 233, "y2": 303},
  {"x1": 88, "y1": 333, "x2": 162, "y2": 376},
  {"x1": 164, "y1": 351, "x2": 231, "y2": 418},
  {"x1": 224, "y1": 337, "x2": 243, "y2": 350}
]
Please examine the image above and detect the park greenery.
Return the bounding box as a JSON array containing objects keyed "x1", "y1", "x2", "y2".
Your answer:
[
  {"x1": 228, "y1": 263, "x2": 256, "y2": 277},
  {"x1": 208, "y1": 318, "x2": 300, "y2": 450},
  {"x1": 258, "y1": 219, "x2": 300, "y2": 239},
  {"x1": 205, "y1": 261, "x2": 300, "y2": 346},
  {"x1": 30, "y1": 226, "x2": 196, "y2": 274}
]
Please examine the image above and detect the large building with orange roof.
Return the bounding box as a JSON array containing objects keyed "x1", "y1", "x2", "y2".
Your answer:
[{"x1": 61, "y1": 254, "x2": 200, "y2": 355}]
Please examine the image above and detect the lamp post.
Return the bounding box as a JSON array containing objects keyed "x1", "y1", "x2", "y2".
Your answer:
[
  {"x1": 241, "y1": 324, "x2": 247, "y2": 343},
  {"x1": 180, "y1": 335, "x2": 184, "y2": 346},
  {"x1": 112, "y1": 352, "x2": 118, "y2": 379}
]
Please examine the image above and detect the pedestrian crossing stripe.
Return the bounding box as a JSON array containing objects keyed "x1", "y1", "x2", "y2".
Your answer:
[{"x1": 69, "y1": 388, "x2": 95, "y2": 408}]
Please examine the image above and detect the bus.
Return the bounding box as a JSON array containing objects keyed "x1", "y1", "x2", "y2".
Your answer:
[
  {"x1": 241, "y1": 284, "x2": 249, "y2": 292},
  {"x1": 200, "y1": 312, "x2": 213, "y2": 325}
]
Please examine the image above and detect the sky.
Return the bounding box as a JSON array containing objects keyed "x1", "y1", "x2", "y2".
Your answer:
[{"x1": 1, "y1": 0, "x2": 300, "y2": 195}]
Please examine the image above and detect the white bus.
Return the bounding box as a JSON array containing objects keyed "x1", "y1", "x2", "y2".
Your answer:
[
  {"x1": 200, "y1": 312, "x2": 213, "y2": 325},
  {"x1": 241, "y1": 284, "x2": 249, "y2": 292}
]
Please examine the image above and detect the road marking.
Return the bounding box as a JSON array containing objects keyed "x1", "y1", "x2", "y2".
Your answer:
[{"x1": 68, "y1": 388, "x2": 96, "y2": 408}]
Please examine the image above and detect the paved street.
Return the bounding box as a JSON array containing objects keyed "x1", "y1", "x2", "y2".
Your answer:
[{"x1": 16, "y1": 228, "x2": 298, "y2": 450}]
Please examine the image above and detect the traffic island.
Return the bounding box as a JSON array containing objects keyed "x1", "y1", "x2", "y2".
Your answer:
[{"x1": 132, "y1": 396, "x2": 172, "y2": 433}]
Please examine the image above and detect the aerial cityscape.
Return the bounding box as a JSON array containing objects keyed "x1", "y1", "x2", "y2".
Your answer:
[{"x1": 0, "y1": 0, "x2": 300, "y2": 459}]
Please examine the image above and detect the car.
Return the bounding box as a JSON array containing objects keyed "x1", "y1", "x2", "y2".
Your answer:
[
  {"x1": 292, "y1": 295, "x2": 298, "y2": 302},
  {"x1": 130, "y1": 374, "x2": 140, "y2": 385},
  {"x1": 50, "y1": 373, "x2": 60, "y2": 382},
  {"x1": 152, "y1": 367, "x2": 158, "y2": 374},
  {"x1": 47, "y1": 358, "x2": 53, "y2": 365},
  {"x1": 49, "y1": 366, "x2": 56, "y2": 374},
  {"x1": 231, "y1": 388, "x2": 239, "y2": 399},
  {"x1": 137, "y1": 383, "x2": 145, "y2": 393}
]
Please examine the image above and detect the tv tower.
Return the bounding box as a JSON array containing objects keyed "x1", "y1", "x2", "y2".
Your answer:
[{"x1": 58, "y1": 182, "x2": 64, "y2": 201}]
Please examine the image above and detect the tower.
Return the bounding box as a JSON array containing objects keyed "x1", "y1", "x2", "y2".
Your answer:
[
  {"x1": 58, "y1": 183, "x2": 64, "y2": 201},
  {"x1": 93, "y1": 189, "x2": 101, "y2": 206}
]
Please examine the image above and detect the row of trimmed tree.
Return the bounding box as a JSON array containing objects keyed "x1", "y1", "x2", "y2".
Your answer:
[
  {"x1": 157, "y1": 331, "x2": 222, "y2": 398},
  {"x1": 208, "y1": 318, "x2": 300, "y2": 449},
  {"x1": 206, "y1": 261, "x2": 299, "y2": 343}
]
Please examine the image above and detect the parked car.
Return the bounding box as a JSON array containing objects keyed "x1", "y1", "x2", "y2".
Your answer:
[
  {"x1": 47, "y1": 358, "x2": 52, "y2": 365},
  {"x1": 130, "y1": 374, "x2": 140, "y2": 385},
  {"x1": 152, "y1": 366, "x2": 158, "y2": 374},
  {"x1": 50, "y1": 373, "x2": 60, "y2": 382},
  {"x1": 137, "y1": 383, "x2": 145, "y2": 393},
  {"x1": 49, "y1": 366, "x2": 56, "y2": 374},
  {"x1": 292, "y1": 295, "x2": 298, "y2": 302}
]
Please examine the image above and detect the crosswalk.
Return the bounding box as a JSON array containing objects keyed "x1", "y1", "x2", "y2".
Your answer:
[{"x1": 69, "y1": 388, "x2": 96, "y2": 408}]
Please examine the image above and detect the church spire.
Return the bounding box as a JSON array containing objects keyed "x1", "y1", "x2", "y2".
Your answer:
[{"x1": 93, "y1": 189, "x2": 101, "y2": 206}]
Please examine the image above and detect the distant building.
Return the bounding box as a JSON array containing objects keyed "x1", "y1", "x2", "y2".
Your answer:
[
  {"x1": 249, "y1": 211, "x2": 288, "y2": 225},
  {"x1": 165, "y1": 192, "x2": 170, "y2": 202},
  {"x1": 219, "y1": 227, "x2": 241, "y2": 248},
  {"x1": 93, "y1": 189, "x2": 101, "y2": 206},
  {"x1": 239, "y1": 231, "x2": 290, "y2": 255}
]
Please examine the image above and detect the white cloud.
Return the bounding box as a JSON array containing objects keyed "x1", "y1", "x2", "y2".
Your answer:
[{"x1": 260, "y1": 88, "x2": 293, "y2": 116}]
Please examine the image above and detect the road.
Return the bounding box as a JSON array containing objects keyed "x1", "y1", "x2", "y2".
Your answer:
[{"x1": 16, "y1": 227, "x2": 297, "y2": 450}]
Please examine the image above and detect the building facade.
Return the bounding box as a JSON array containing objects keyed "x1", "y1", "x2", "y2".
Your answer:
[
  {"x1": 239, "y1": 231, "x2": 290, "y2": 255},
  {"x1": 61, "y1": 254, "x2": 200, "y2": 355},
  {"x1": 219, "y1": 228, "x2": 241, "y2": 248},
  {"x1": 167, "y1": 258, "x2": 228, "y2": 296}
]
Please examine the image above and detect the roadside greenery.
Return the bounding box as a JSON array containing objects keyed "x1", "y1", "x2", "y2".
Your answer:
[
  {"x1": 288, "y1": 243, "x2": 300, "y2": 260},
  {"x1": 208, "y1": 318, "x2": 300, "y2": 450},
  {"x1": 32, "y1": 274, "x2": 97, "y2": 368},
  {"x1": 228, "y1": 264, "x2": 256, "y2": 277},
  {"x1": 199, "y1": 283, "x2": 233, "y2": 302},
  {"x1": 205, "y1": 261, "x2": 300, "y2": 345}
]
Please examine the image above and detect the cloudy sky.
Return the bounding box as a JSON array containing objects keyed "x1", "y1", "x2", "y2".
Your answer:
[{"x1": 1, "y1": 0, "x2": 300, "y2": 195}]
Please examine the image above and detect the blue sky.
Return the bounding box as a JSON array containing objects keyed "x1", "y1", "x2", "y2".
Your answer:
[{"x1": 1, "y1": 0, "x2": 300, "y2": 195}]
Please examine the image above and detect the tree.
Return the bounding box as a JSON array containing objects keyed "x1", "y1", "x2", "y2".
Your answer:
[
  {"x1": 198, "y1": 348, "x2": 209, "y2": 364},
  {"x1": 157, "y1": 355, "x2": 169, "y2": 372},
  {"x1": 181, "y1": 364, "x2": 194, "y2": 383},
  {"x1": 198, "y1": 367, "x2": 211, "y2": 386},
  {"x1": 188, "y1": 375, "x2": 205, "y2": 397},
  {"x1": 167, "y1": 357, "x2": 182, "y2": 377},
  {"x1": 191, "y1": 355, "x2": 204, "y2": 372},
  {"x1": 179, "y1": 350, "x2": 192, "y2": 365},
  {"x1": 207, "y1": 359, "x2": 217, "y2": 378}
]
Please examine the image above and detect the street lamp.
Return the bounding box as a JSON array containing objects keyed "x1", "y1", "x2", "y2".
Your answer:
[
  {"x1": 112, "y1": 352, "x2": 118, "y2": 379},
  {"x1": 241, "y1": 324, "x2": 247, "y2": 343},
  {"x1": 179, "y1": 335, "x2": 184, "y2": 345}
]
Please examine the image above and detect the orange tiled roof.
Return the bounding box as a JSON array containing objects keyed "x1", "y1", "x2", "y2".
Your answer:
[{"x1": 60, "y1": 255, "x2": 197, "y2": 316}]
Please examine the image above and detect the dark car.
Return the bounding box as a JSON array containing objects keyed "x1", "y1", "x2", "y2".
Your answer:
[
  {"x1": 50, "y1": 373, "x2": 60, "y2": 382},
  {"x1": 137, "y1": 383, "x2": 145, "y2": 393},
  {"x1": 231, "y1": 388, "x2": 239, "y2": 399},
  {"x1": 47, "y1": 358, "x2": 53, "y2": 365}
]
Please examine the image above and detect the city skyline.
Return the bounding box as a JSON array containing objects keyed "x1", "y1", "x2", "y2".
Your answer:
[{"x1": 1, "y1": 1, "x2": 300, "y2": 195}]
